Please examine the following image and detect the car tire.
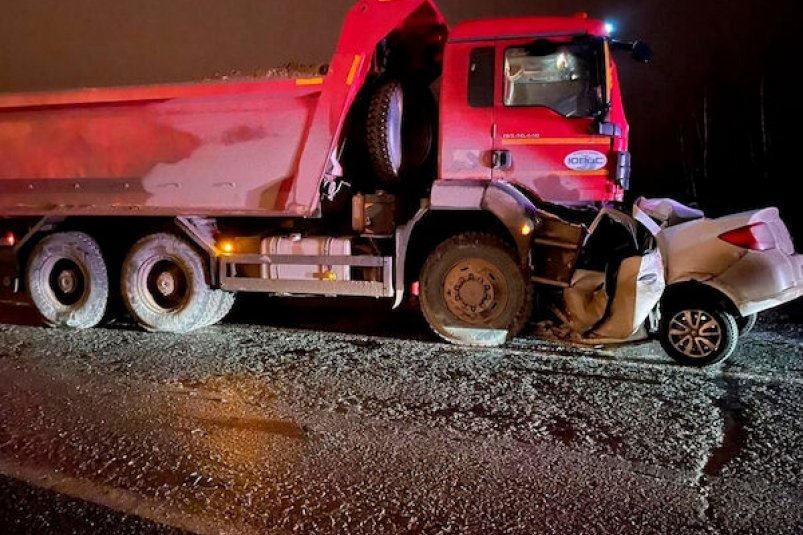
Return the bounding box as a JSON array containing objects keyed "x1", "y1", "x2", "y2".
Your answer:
[
  {"x1": 736, "y1": 313, "x2": 757, "y2": 335},
  {"x1": 121, "y1": 233, "x2": 215, "y2": 333},
  {"x1": 26, "y1": 232, "x2": 109, "y2": 329},
  {"x1": 659, "y1": 301, "x2": 739, "y2": 366},
  {"x1": 420, "y1": 232, "x2": 532, "y2": 347}
]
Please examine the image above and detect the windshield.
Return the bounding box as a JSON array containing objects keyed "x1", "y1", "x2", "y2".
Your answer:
[{"x1": 504, "y1": 38, "x2": 606, "y2": 117}]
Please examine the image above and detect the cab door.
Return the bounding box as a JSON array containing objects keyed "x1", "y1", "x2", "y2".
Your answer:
[
  {"x1": 491, "y1": 37, "x2": 617, "y2": 203},
  {"x1": 439, "y1": 42, "x2": 496, "y2": 182}
]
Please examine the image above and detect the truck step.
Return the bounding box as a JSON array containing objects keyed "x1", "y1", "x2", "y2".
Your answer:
[{"x1": 218, "y1": 254, "x2": 394, "y2": 298}]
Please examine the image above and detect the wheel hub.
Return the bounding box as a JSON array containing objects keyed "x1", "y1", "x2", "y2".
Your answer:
[
  {"x1": 453, "y1": 275, "x2": 492, "y2": 310},
  {"x1": 144, "y1": 259, "x2": 188, "y2": 312},
  {"x1": 47, "y1": 258, "x2": 86, "y2": 307},
  {"x1": 57, "y1": 269, "x2": 78, "y2": 294},
  {"x1": 443, "y1": 259, "x2": 507, "y2": 324},
  {"x1": 668, "y1": 310, "x2": 723, "y2": 359},
  {"x1": 155, "y1": 271, "x2": 177, "y2": 297}
]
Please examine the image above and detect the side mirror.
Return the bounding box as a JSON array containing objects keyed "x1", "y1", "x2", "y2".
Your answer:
[
  {"x1": 610, "y1": 39, "x2": 653, "y2": 64},
  {"x1": 632, "y1": 41, "x2": 652, "y2": 64}
]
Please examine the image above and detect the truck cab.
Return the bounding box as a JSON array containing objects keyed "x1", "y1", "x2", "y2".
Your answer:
[{"x1": 440, "y1": 16, "x2": 632, "y2": 204}]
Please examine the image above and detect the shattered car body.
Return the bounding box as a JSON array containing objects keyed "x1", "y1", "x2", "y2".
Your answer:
[
  {"x1": 560, "y1": 207, "x2": 664, "y2": 342},
  {"x1": 553, "y1": 198, "x2": 803, "y2": 366},
  {"x1": 646, "y1": 199, "x2": 803, "y2": 317}
]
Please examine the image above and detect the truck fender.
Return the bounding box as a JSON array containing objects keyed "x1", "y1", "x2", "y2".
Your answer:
[
  {"x1": 431, "y1": 179, "x2": 539, "y2": 260},
  {"x1": 393, "y1": 180, "x2": 539, "y2": 308}
]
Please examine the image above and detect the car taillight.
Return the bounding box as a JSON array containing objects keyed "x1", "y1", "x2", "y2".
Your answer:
[
  {"x1": 718, "y1": 223, "x2": 775, "y2": 251},
  {"x1": 1, "y1": 231, "x2": 15, "y2": 247}
]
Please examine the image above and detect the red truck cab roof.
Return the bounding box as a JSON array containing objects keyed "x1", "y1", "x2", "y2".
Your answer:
[{"x1": 449, "y1": 16, "x2": 609, "y2": 43}]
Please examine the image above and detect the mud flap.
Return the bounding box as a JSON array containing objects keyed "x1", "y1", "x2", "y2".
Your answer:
[{"x1": 0, "y1": 250, "x2": 20, "y2": 299}]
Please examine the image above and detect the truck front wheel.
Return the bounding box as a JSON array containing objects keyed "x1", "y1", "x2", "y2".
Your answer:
[
  {"x1": 26, "y1": 231, "x2": 109, "y2": 329},
  {"x1": 419, "y1": 233, "x2": 532, "y2": 347},
  {"x1": 121, "y1": 233, "x2": 215, "y2": 333}
]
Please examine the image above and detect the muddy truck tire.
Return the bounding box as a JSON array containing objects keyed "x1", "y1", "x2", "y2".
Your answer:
[
  {"x1": 26, "y1": 232, "x2": 109, "y2": 329},
  {"x1": 420, "y1": 232, "x2": 533, "y2": 347},
  {"x1": 202, "y1": 290, "x2": 236, "y2": 327},
  {"x1": 121, "y1": 233, "x2": 216, "y2": 334}
]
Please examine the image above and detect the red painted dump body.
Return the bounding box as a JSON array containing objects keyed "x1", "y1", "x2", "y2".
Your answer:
[
  {"x1": 0, "y1": 79, "x2": 324, "y2": 216},
  {"x1": 0, "y1": 0, "x2": 446, "y2": 218}
]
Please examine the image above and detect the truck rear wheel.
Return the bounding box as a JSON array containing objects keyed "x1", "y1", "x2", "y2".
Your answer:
[
  {"x1": 26, "y1": 231, "x2": 109, "y2": 329},
  {"x1": 121, "y1": 233, "x2": 215, "y2": 333},
  {"x1": 366, "y1": 80, "x2": 436, "y2": 185},
  {"x1": 420, "y1": 233, "x2": 532, "y2": 347}
]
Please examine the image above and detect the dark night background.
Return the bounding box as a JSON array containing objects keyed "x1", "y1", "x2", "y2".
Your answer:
[{"x1": 0, "y1": 0, "x2": 798, "y2": 243}]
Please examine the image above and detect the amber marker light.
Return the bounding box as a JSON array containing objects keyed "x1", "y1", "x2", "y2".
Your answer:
[
  {"x1": 520, "y1": 221, "x2": 535, "y2": 237},
  {"x1": 218, "y1": 240, "x2": 235, "y2": 254}
]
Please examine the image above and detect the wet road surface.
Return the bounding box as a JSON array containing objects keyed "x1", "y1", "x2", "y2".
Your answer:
[{"x1": 0, "y1": 298, "x2": 801, "y2": 534}]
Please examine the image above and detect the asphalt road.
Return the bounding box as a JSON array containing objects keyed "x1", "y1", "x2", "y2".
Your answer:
[{"x1": 0, "y1": 298, "x2": 801, "y2": 534}]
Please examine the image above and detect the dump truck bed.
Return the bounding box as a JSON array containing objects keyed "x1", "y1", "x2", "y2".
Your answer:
[
  {"x1": 0, "y1": 77, "x2": 326, "y2": 217},
  {"x1": 0, "y1": 0, "x2": 449, "y2": 218}
]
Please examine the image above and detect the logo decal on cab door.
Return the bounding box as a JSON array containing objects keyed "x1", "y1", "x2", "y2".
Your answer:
[{"x1": 564, "y1": 150, "x2": 608, "y2": 171}]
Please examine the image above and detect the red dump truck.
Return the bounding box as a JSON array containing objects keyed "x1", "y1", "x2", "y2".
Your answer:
[{"x1": 0, "y1": 0, "x2": 655, "y2": 345}]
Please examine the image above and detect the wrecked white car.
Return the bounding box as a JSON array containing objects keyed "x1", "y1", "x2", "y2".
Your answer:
[
  {"x1": 550, "y1": 198, "x2": 803, "y2": 366},
  {"x1": 641, "y1": 198, "x2": 802, "y2": 365}
]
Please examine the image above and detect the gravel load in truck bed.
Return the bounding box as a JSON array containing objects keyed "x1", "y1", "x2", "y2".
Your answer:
[{"x1": 206, "y1": 63, "x2": 329, "y2": 81}]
